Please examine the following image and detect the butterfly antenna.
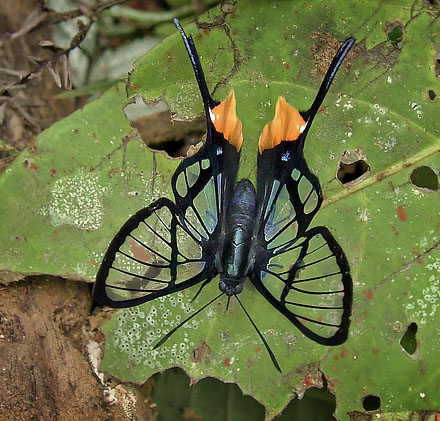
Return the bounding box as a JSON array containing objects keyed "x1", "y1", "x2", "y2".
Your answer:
[
  {"x1": 225, "y1": 295, "x2": 231, "y2": 313},
  {"x1": 301, "y1": 37, "x2": 355, "y2": 140},
  {"x1": 234, "y1": 295, "x2": 282, "y2": 373},
  {"x1": 153, "y1": 292, "x2": 224, "y2": 350},
  {"x1": 174, "y1": 18, "x2": 216, "y2": 113}
]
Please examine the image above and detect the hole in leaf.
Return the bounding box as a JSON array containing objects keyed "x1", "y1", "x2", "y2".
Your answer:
[
  {"x1": 337, "y1": 150, "x2": 370, "y2": 187},
  {"x1": 386, "y1": 20, "x2": 404, "y2": 47},
  {"x1": 400, "y1": 322, "x2": 418, "y2": 356},
  {"x1": 387, "y1": 25, "x2": 403, "y2": 43},
  {"x1": 149, "y1": 368, "x2": 265, "y2": 420},
  {"x1": 362, "y1": 394, "x2": 381, "y2": 411},
  {"x1": 410, "y1": 166, "x2": 439, "y2": 191},
  {"x1": 124, "y1": 96, "x2": 205, "y2": 158},
  {"x1": 428, "y1": 89, "x2": 437, "y2": 101},
  {"x1": 337, "y1": 160, "x2": 370, "y2": 184},
  {"x1": 435, "y1": 43, "x2": 440, "y2": 80},
  {"x1": 149, "y1": 368, "x2": 336, "y2": 420},
  {"x1": 282, "y1": 382, "x2": 336, "y2": 420}
]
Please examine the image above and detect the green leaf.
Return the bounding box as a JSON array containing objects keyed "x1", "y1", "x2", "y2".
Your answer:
[{"x1": 1, "y1": 0, "x2": 439, "y2": 419}]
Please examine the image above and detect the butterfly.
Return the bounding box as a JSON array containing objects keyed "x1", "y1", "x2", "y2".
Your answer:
[{"x1": 93, "y1": 19, "x2": 354, "y2": 372}]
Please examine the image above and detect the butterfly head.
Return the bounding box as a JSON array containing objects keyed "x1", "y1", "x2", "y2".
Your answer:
[{"x1": 219, "y1": 277, "x2": 244, "y2": 296}]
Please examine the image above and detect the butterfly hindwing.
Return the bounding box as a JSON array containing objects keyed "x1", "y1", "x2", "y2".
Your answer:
[
  {"x1": 93, "y1": 198, "x2": 218, "y2": 308},
  {"x1": 251, "y1": 225, "x2": 352, "y2": 345}
]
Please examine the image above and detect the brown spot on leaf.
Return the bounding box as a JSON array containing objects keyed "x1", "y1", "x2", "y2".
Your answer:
[
  {"x1": 223, "y1": 357, "x2": 231, "y2": 367},
  {"x1": 362, "y1": 290, "x2": 374, "y2": 300},
  {"x1": 303, "y1": 375, "x2": 316, "y2": 387},
  {"x1": 183, "y1": 407, "x2": 201, "y2": 420},
  {"x1": 190, "y1": 341, "x2": 211, "y2": 364},
  {"x1": 397, "y1": 206, "x2": 408, "y2": 221},
  {"x1": 376, "y1": 172, "x2": 386, "y2": 182},
  {"x1": 130, "y1": 239, "x2": 151, "y2": 262}
]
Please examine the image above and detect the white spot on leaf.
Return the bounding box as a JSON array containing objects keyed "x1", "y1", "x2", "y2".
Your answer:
[{"x1": 39, "y1": 169, "x2": 108, "y2": 230}]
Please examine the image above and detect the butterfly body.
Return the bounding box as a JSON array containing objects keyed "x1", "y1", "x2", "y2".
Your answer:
[
  {"x1": 218, "y1": 178, "x2": 256, "y2": 296},
  {"x1": 93, "y1": 19, "x2": 355, "y2": 371}
]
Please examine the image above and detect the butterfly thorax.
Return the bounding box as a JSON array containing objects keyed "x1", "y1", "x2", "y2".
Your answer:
[{"x1": 218, "y1": 179, "x2": 256, "y2": 296}]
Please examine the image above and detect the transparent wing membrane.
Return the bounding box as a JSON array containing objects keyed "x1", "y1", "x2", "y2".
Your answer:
[
  {"x1": 261, "y1": 165, "x2": 322, "y2": 252},
  {"x1": 172, "y1": 150, "x2": 227, "y2": 243},
  {"x1": 254, "y1": 226, "x2": 352, "y2": 344},
  {"x1": 94, "y1": 199, "x2": 215, "y2": 307}
]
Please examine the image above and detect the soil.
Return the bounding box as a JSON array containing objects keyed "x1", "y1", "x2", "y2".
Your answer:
[
  {"x1": 0, "y1": 1, "x2": 155, "y2": 419},
  {"x1": 0, "y1": 277, "x2": 127, "y2": 420}
]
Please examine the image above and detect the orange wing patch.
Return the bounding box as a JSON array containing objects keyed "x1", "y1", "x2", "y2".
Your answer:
[
  {"x1": 210, "y1": 90, "x2": 243, "y2": 152},
  {"x1": 258, "y1": 97, "x2": 306, "y2": 154}
]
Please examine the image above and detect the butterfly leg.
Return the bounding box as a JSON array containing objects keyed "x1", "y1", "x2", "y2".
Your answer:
[{"x1": 190, "y1": 277, "x2": 213, "y2": 303}]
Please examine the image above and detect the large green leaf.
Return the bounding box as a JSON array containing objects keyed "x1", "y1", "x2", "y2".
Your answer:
[{"x1": 0, "y1": 0, "x2": 439, "y2": 419}]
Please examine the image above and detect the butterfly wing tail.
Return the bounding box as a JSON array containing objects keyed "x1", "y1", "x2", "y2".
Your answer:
[
  {"x1": 300, "y1": 37, "x2": 355, "y2": 141},
  {"x1": 174, "y1": 19, "x2": 218, "y2": 112}
]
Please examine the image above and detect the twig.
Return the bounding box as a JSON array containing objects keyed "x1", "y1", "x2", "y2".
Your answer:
[
  {"x1": 0, "y1": 0, "x2": 129, "y2": 99},
  {"x1": 1, "y1": 0, "x2": 128, "y2": 45}
]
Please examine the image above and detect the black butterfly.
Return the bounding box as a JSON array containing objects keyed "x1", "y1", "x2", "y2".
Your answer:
[{"x1": 93, "y1": 19, "x2": 354, "y2": 372}]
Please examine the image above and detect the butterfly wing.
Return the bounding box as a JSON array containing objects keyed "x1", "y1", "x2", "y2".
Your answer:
[
  {"x1": 251, "y1": 139, "x2": 352, "y2": 344},
  {"x1": 93, "y1": 21, "x2": 242, "y2": 308},
  {"x1": 171, "y1": 20, "x2": 242, "y2": 239},
  {"x1": 94, "y1": 121, "x2": 240, "y2": 309},
  {"x1": 250, "y1": 37, "x2": 354, "y2": 345},
  {"x1": 250, "y1": 224, "x2": 352, "y2": 345},
  {"x1": 93, "y1": 198, "x2": 218, "y2": 307},
  {"x1": 170, "y1": 115, "x2": 240, "y2": 245}
]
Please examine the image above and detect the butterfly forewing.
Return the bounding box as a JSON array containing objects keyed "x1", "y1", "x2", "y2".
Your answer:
[
  {"x1": 174, "y1": 158, "x2": 219, "y2": 240},
  {"x1": 94, "y1": 198, "x2": 216, "y2": 308},
  {"x1": 172, "y1": 130, "x2": 239, "y2": 240},
  {"x1": 257, "y1": 143, "x2": 323, "y2": 253}
]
